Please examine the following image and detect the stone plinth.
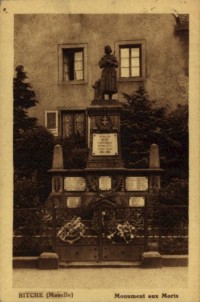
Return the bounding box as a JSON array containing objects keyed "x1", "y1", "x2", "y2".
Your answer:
[
  {"x1": 38, "y1": 252, "x2": 59, "y2": 270},
  {"x1": 52, "y1": 145, "x2": 64, "y2": 169},
  {"x1": 141, "y1": 251, "x2": 162, "y2": 268},
  {"x1": 149, "y1": 144, "x2": 160, "y2": 168}
]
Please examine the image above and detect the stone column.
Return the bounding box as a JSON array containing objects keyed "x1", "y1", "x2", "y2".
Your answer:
[
  {"x1": 149, "y1": 144, "x2": 160, "y2": 168},
  {"x1": 52, "y1": 144, "x2": 64, "y2": 169},
  {"x1": 52, "y1": 144, "x2": 64, "y2": 193},
  {"x1": 149, "y1": 144, "x2": 160, "y2": 190}
]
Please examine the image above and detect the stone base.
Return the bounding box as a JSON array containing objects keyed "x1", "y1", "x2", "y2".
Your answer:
[
  {"x1": 90, "y1": 99, "x2": 122, "y2": 107},
  {"x1": 86, "y1": 159, "x2": 124, "y2": 168},
  {"x1": 38, "y1": 253, "x2": 59, "y2": 270},
  {"x1": 141, "y1": 251, "x2": 162, "y2": 268},
  {"x1": 13, "y1": 257, "x2": 38, "y2": 268},
  {"x1": 162, "y1": 255, "x2": 188, "y2": 267}
]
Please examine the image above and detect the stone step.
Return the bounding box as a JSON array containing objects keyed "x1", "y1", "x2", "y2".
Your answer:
[
  {"x1": 13, "y1": 257, "x2": 38, "y2": 268},
  {"x1": 59, "y1": 261, "x2": 141, "y2": 268}
]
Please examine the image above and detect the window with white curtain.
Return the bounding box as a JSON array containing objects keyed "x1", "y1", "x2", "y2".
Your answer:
[
  {"x1": 58, "y1": 44, "x2": 87, "y2": 84},
  {"x1": 63, "y1": 49, "x2": 84, "y2": 81}
]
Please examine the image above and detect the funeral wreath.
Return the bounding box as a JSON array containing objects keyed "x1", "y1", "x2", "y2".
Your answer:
[{"x1": 57, "y1": 216, "x2": 85, "y2": 244}]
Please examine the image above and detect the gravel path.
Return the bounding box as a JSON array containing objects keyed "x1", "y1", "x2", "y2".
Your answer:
[{"x1": 13, "y1": 267, "x2": 188, "y2": 289}]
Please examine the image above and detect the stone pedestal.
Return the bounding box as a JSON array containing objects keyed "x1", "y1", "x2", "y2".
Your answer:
[
  {"x1": 86, "y1": 99, "x2": 124, "y2": 168},
  {"x1": 46, "y1": 98, "x2": 164, "y2": 263}
]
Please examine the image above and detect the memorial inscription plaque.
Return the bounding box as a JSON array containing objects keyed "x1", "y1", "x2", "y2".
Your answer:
[
  {"x1": 99, "y1": 176, "x2": 112, "y2": 190},
  {"x1": 125, "y1": 177, "x2": 148, "y2": 191},
  {"x1": 66, "y1": 196, "x2": 81, "y2": 208},
  {"x1": 64, "y1": 177, "x2": 86, "y2": 191},
  {"x1": 92, "y1": 133, "x2": 118, "y2": 156},
  {"x1": 129, "y1": 197, "x2": 145, "y2": 207}
]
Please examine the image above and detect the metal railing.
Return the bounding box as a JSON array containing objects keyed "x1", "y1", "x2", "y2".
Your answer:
[{"x1": 13, "y1": 205, "x2": 188, "y2": 256}]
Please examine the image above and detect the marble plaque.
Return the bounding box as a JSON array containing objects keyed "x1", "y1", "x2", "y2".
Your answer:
[
  {"x1": 129, "y1": 197, "x2": 145, "y2": 207},
  {"x1": 64, "y1": 177, "x2": 86, "y2": 191},
  {"x1": 125, "y1": 177, "x2": 148, "y2": 191},
  {"x1": 92, "y1": 133, "x2": 118, "y2": 156},
  {"x1": 99, "y1": 176, "x2": 112, "y2": 190},
  {"x1": 66, "y1": 197, "x2": 81, "y2": 208}
]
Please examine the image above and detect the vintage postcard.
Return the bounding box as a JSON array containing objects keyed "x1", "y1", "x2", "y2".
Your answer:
[{"x1": 0, "y1": 0, "x2": 199, "y2": 302}]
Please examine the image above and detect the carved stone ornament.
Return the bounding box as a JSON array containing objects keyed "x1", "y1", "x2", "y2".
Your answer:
[
  {"x1": 112, "y1": 176, "x2": 124, "y2": 191},
  {"x1": 45, "y1": 194, "x2": 65, "y2": 208},
  {"x1": 54, "y1": 177, "x2": 61, "y2": 192},
  {"x1": 95, "y1": 115, "x2": 113, "y2": 130},
  {"x1": 86, "y1": 176, "x2": 98, "y2": 192}
]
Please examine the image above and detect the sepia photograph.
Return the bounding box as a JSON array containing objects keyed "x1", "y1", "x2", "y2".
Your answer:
[{"x1": 0, "y1": 1, "x2": 199, "y2": 302}]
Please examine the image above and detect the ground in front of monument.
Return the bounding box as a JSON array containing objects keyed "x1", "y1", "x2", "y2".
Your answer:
[{"x1": 13, "y1": 267, "x2": 188, "y2": 289}]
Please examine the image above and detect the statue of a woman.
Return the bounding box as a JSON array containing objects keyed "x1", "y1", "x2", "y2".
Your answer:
[{"x1": 99, "y1": 45, "x2": 118, "y2": 100}]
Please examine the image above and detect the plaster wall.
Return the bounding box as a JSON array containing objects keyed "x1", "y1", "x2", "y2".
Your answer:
[{"x1": 14, "y1": 14, "x2": 188, "y2": 126}]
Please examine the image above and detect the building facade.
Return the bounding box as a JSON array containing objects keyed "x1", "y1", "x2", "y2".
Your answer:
[{"x1": 14, "y1": 14, "x2": 189, "y2": 144}]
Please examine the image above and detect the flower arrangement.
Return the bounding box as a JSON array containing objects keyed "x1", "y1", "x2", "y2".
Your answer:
[
  {"x1": 57, "y1": 216, "x2": 85, "y2": 244},
  {"x1": 107, "y1": 221, "x2": 136, "y2": 243}
]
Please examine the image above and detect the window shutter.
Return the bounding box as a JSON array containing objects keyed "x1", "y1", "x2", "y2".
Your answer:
[
  {"x1": 63, "y1": 54, "x2": 69, "y2": 81},
  {"x1": 45, "y1": 111, "x2": 58, "y2": 136},
  {"x1": 74, "y1": 51, "x2": 83, "y2": 80}
]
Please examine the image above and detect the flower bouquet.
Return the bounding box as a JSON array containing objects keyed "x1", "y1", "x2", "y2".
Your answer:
[
  {"x1": 57, "y1": 216, "x2": 85, "y2": 244},
  {"x1": 107, "y1": 221, "x2": 136, "y2": 243}
]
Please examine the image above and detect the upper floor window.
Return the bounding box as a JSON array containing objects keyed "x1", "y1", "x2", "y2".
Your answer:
[
  {"x1": 115, "y1": 40, "x2": 146, "y2": 81},
  {"x1": 120, "y1": 45, "x2": 141, "y2": 78},
  {"x1": 63, "y1": 48, "x2": 83, "y2": 81},
  {"x1": 58, "y1": 44, "x2": 88, "y2": 84}
]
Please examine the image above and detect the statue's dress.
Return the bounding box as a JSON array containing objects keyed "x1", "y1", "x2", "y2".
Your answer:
[{"x1": 99, "y1": 54, "x2": 118, "y2": 95}]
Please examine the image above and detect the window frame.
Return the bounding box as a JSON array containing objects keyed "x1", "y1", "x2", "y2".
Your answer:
[
  {"x1": 58, "y1": 43, "x2": 88, "y2": 85},
  {"x1": 115, "y1": 40, "x2": 146, "y2": 82},
  {"x1": 45, "y1": 110, "x2": 58, "y2": 136},
  {"x1": 61, "y1": 110, "x2": 87, "y2": 146}
]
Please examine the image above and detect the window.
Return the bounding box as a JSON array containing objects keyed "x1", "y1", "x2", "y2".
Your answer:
[
  {"x1": 120, "y1": 45, "x2": 141, "y2": 78},
  {"x1": 45, "y1": 111, "x2": 58, "y2": 136},
  {"x1": 115, "y1": 40, "x2": 145, "y2": 81},
  {"x1": 63, "y1": 48, "x2": 83, "y2": 81},
  {"x1": 58, "y1": 44, "x2": 88, "y2": 84},
  {"x1": 62, "y1": 111, "x2": 87, "y2": 147}
]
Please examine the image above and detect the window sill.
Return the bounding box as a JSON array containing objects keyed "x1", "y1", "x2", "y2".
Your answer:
[
  {"x1": 59, "y1": 80, "x2": 87, "y2": 85},
  {"x1": 118, "y1": 77, "x2": 145, "y2": 83}
]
